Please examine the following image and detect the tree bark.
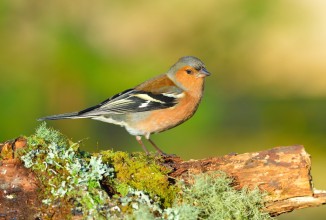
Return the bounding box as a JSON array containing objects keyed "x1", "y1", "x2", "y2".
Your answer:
[
  {"x1": 1, "y1": 138, "x2": 325, "y2": 218},
  {"x1": 166, "y1": 145, "x2": 326, "y2": 216},
  {"x1": 0, "y1": 138, "x2": 41, "y2": 220}
]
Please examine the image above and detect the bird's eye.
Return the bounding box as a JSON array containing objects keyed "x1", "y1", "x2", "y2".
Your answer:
[{"x1": 186, "y1": 69, "x2": 192, "y2": 74}]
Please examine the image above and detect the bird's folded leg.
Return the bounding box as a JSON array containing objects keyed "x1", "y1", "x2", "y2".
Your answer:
[
  {"x1": 135, "y1": 136, "x2": 149, "y2": 155},
  {"x1": 148, "y1": 138, "x2": 166, "y2": 155}
]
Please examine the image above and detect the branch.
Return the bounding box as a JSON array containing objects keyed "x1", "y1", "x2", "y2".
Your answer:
[
  {"x1": 166, "y1": 145, "x2": 326, "y2": 216},
  {"x1": 0, "y1": 138, "x2": 40, "y2": 220},
  {"x1": 1, "y1": 138, "x2": 325, "y2": 218}
]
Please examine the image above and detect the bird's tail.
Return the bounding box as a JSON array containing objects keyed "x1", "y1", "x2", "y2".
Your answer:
[{"x1": 38, "y1": 112, "x2": 83, "y2": 121}]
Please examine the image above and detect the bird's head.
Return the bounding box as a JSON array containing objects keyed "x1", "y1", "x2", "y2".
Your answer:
[{"x1": 167, "y1": 56, "x2": 210, "y2": 91}]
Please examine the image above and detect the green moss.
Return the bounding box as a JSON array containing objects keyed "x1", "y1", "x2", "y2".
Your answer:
[
  {"x1": 99, "y1": 150, "x2": 178, "y2": 208},
  {"x1": 18, "y1": 123, "x2": 273, "y2": 219}
]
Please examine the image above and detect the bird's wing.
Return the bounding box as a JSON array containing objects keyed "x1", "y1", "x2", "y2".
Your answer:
[{"x1": 78, "y1": 86, "x2": 184, "y2": 117}]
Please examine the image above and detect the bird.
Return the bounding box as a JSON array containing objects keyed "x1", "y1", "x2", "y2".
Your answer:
[{"x1": 39, "y1": 56, "x2": 210, "y2": 155}]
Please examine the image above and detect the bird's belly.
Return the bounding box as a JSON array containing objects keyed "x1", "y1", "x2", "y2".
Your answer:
[
  {"x1": 92, "y1": 114, "x2": 147, "y2": 136},
  {"x1": 92, "y1": 115, "x2": 127, "y2": 128}
]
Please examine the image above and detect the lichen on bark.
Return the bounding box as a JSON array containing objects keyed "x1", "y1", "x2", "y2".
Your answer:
[{"x1": 13, "y1": 123, "x2": 271, "y2": 219}]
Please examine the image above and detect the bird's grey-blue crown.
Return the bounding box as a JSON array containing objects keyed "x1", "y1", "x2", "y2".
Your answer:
[{"x1": 169, "y1": 56, "x2": 206, "y2": 72}]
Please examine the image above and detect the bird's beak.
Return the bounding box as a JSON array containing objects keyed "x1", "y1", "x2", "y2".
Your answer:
[{"x1": 197, "y1": 67, "x2": 211, "y2": 78}]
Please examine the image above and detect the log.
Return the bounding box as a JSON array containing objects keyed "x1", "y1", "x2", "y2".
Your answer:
[
  {"x1": 167, "y1": 145, "x2": 326, "y2": 216},
  {"x1": 0, "y1": 138, "x2": 41, "y2": 220},
  {"x1": 0, "y1": 138, "x2": 325, "y2": 218}
]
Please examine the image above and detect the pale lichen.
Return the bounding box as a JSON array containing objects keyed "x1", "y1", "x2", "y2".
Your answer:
[
  {"x1": 20, "y1": 123, "x2": 114, "y2": 219},
  {"x1": 18, "y1": 123, "x2": 273, "y2": 219},
  {"x1": 170, "y1": 171, "x2": 273, "y2": 220}
]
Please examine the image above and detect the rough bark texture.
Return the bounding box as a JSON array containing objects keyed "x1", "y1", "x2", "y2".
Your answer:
[
  {"x1": 0, "y1": 138, "x2": 325, "y2": 218},
  {"x1": 167, "y1": 145, "x2": 326, "y2": 216},
  {"x1": 0, "y1": 138, "x2": 41, "y2": 220}
]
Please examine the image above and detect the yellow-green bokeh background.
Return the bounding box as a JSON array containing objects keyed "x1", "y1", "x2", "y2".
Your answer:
[{"x1": 1, "y1": 1, "x2": 326, "y2": 218}]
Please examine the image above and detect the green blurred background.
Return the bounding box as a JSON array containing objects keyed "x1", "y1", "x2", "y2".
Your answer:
[{"x1": 1, "y1": 0, "x2": 325, "y2": 218}]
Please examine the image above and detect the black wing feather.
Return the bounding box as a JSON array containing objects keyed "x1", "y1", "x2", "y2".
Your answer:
[
  {"x1": 79, "y1": 90, "x2": 179, "y2": 116},
  {"x1": 39, "y1": 87, "x2": 181, "y2": 120},
  {"x1": 40, "y1": 87, "x2": 181, "y2": 120},
  {"x1": 78, "y1": 89, "x2": 133, "y2": 115},
  {"x1": 125, "y1": 92, "x2": 176, "y2": 112}
]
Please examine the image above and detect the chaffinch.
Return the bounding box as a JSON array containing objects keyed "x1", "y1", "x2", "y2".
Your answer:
[{"x1": 39, "y1": 56, "x2": 210, "y2": 154}]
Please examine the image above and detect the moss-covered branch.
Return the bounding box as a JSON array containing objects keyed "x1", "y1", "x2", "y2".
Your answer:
[{"x1": 1, "y1": 123, "x2": 325, "y2": 219}]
